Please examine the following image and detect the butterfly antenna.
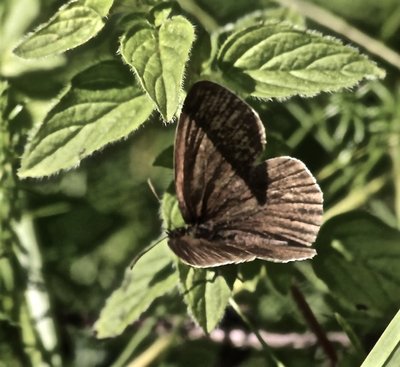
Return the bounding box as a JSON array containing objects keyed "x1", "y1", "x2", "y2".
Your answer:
[
  {"x1": 147, "y1": 178, "x2": 161, "y2": 202},
  {"x1": 130, "y1": 235, "x2": 168, "y2": 269}
]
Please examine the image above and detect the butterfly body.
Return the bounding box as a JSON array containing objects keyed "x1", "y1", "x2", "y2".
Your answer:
[
  {"x1": 168, "y1": 81, "x2": 323, "y2": 268},
  {"x1": 169, "y1": 223, "x2": 218, "y2": 241}
]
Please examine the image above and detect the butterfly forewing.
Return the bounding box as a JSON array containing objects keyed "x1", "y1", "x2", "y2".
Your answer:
[
  {"x1": 180, "y1": 81, "x2": 266, "y2": 169},
  {"x1": 170, "y1": 81, "x2": 323, "y2": 268},
  {"x1": 175, "y1": 81, "x2": 266, "y2": 223}
]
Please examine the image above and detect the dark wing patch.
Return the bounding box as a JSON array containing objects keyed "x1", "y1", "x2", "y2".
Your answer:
[
  {"x1": 182, "y1": 81, "x2": 265, "y2": 171},
  {"x1": 175, "y1": 81, "x2": 266, "y2": 223}
]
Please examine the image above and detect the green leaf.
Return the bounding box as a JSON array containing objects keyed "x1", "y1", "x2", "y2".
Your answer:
[
  {"x1": 178, "y1": 264, "x2": 235, "y2": 333},
  {"x1": 153, "y1": 145, "x2": 173, "y2": 169},
  {"x1": 217, "y1": 22, "x2": 385, "y2": 98},
  {"x1": 161, "y1": 190, "x2": 185, "y2": 230},
  {"x1": 236, "y1": 261, "x2": 265, "y2": 293},
  {"x1": 120, "y1": 14, "x2": 195, "y2": 121},
  {"x1": 84, "y1": 0, "x2": 114, "y2": 16},
  {"x1": 94, "y1": 239, "x2": 178, "y2": 338},
  {"x1": 14, "y1": 0, "x2": 113, "y2": 58},
  {"x1": 19, "y1": 60, "x2": 154, "y2": 178},
  {"x1": 313, "y1": 211, "x2": 400, "y2": 318},
  {"x1": 360, "y1": 309, "x2": 400, "y2": 367}
]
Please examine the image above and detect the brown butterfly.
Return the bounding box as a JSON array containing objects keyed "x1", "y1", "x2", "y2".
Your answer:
[{"x1": 168, "y1": 81, "x2": 323, "y2": 268}]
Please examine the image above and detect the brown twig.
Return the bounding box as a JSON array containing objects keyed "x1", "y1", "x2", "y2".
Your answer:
[{"x1": 291, "y1": 284, "x2": 337, "y2": 367}]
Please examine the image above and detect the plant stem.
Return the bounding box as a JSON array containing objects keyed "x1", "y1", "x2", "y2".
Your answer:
[
  {"x1": 389, "y1": 134, "x2": 400, "y2": 229},
  {"x1": 323, "y1": 174, "x2": 388, "y2": 221},
  {"x1": 229, "y1": 298, "x2": 285, "y2": 367},
  {"x1": 177, "y1": 0, "x2": 219, "y2": 33},
  {"x1": 111, "y1": 318, "x2": 157, "y2": 367},
  {"x1": 126, "y1": 334, "x2": 174, "y2": 367},
  {"x1": 13, "y1": 214, "x2": 61, "y2": 367},
  {"x1": 291, "y1": 285, "x2": 337, "y2": 367}
]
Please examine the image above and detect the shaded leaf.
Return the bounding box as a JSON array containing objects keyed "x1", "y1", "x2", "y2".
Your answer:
[
  {"x1": 14, "y1": 0, "x2": 113, "y2": 58},
  {"x1": 235, "y1": 261, "x2": 265, "y2": 293},
  {"x1": 153, "y1": 145, "x2": 173, "y2": 169},
  {"x1": 94, "y1": 240, "x2": 178, "y2": 338},
  {"x1": 313, "y1": 211, "x2": 400, "y2": 318},
  {"x1": 161, "y1": 190, "x2": 185, "y2": 230},
  {"x1": 335, "y1": 312, "x2": 365, "y2": 359},
  {"x1": 178, "y1": 264, "x2": 235, "y2": 333},
  {"x1": 217, "y1": 22, "x2": 385, "y2": 98},
  {"x1": 19, "y1": 60, "x2": 154, "y2": 178},
  {"x1": 120, "y1": 13, "x2": 195, "y2": 121}
]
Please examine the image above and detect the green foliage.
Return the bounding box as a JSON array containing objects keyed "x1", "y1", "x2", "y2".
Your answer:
[
  {"x1": 161, "y1": 190, "x2": 185, "y2": 230},
  {"x1": 119, "y1": 3, "x2": 195, "y2": 121},
  {"x1": 360, "y1": 309, "x2": 400, "y2": 367},
  {"x1": 14, "y1": 0, "x2": 113, "y2": 58},
  {"x1": 217, "y1": 22, "x2": 384, "y2": 98},
  {"x1": 1, "y1": 0, "x2": 399, "y2": 365},
  {"x1": 94, "y1": 240, "x2": 177, "y2": 338},
  {"x1": 178, "y1": 264, "x2": 235, "y2": 333},
  {"x1": 314, "y1": 211, "x2": 400, "y2": 319},
  {"x1": 19, "y1": 60, "x2": 154, "y2": 177}
]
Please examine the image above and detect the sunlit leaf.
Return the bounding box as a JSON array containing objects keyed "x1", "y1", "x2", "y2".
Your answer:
[
  {"x1": 19, "y1": 60, "x2": 154, "y2": 178},
  {"x1": 217, "y1": 22, "x2": 385, "y2": 98},
  {"x1": 85, "y1": 0, "x2": 114, "y2": 16},
  {"x1": 14, "y1": 0, "x2": 113, "y2": 58},
  {"x1": 120, "y1": 13, "x2": 195, "y2": 121},
  {"x1": 178, "y1": 264, "x2": 235, "y2": 333},
  {"x1": 161, "y1": 190, "x2": 184, "y2": 230},
  {"x1": 94, "y1": 240, "x2": 178, "y2": 338}
]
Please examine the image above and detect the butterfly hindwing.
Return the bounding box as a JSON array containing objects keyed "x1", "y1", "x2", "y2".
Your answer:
[
  {"x1": 168, "y1": 234, "x2": 256, "y2": 268},
  {"x1": 246, "y1": 157, "x2": 323, "y2": 246},
  {"x1": 170, "y1": 156, "x2": 322, "y2": 267}
]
